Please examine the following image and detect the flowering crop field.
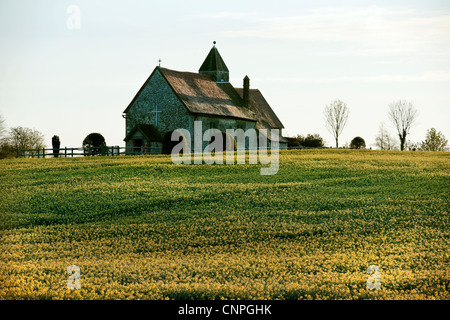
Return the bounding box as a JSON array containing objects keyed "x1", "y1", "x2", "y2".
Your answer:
[{"x1": 0, "y1": 149, "x2": 448, "y2": 299}]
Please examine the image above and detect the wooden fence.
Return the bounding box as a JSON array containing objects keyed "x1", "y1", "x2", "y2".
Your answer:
[
  {"x1": 19, "y1": 145, "x2": 323, "y2": 158},
  {"x1": 19, "y1": 146, "x2": 160, "y2": 158}
]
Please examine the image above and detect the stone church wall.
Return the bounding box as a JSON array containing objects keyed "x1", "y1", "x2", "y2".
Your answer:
[{"x1": 125, "y1": 68, "x2": 193, "y2": 148}]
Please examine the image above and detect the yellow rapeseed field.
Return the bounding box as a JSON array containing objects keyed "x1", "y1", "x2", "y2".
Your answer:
[{"x1": 0, "y1": 149, "x2": 448, "y2": 299}]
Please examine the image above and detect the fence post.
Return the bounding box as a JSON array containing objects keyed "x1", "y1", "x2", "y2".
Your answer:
[{"x1": 43, "y1": 148, "x2": 45, "y2": 158}]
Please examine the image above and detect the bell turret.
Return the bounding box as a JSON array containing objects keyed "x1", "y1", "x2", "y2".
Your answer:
[{"x1": 199, "y1": 41, "x2": 229, "y2": 83}]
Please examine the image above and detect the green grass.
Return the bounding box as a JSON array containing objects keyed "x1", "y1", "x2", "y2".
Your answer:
[{"x1": 0, "y1": 149, "x2": 448, "y2": 299}]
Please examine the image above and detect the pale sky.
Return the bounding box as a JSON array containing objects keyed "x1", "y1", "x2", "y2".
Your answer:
[{"x1": 1, "y1": 0, "x2": 449, "y2": 148}]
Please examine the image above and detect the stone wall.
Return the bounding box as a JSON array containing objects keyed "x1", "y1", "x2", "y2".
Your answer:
[{"x1": 125, "y1": 68, "x2": 193, "y2": 148}]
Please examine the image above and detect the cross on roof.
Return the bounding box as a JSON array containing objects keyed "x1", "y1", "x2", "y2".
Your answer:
[{"x1": 152, "y1": 105, "x2": 162, "y2": 126}]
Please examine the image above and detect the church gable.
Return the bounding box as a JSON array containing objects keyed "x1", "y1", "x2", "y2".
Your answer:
[{"x1": 123, "y1": 67, "x2": 193, "y2": 139}]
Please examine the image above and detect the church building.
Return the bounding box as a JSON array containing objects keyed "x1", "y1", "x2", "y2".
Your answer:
[{"x1": 123, "y1": 42, "x2": 287, "y2": 154}]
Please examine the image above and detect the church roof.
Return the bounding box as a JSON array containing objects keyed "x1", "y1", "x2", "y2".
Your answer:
[
  {"x1": 123, "y1": 124, "x2": 162, "y2": 142},
  {"x1": 123, "y1": 67, "x2": 285, "y2": 134},
  {"x1": 199, "y1": 44, "x2": 229, "y2": 73},
  {"x1": 235, "y1": 88, "x2": 284, "y2": 129},
  {"x1": 159, "y1": 67, "x2": 255, "y2": 121}
]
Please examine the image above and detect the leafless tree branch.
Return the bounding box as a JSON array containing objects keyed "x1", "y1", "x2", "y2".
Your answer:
[{"x1": 324, "y1": 99, "x2": 349, "y2": 148}]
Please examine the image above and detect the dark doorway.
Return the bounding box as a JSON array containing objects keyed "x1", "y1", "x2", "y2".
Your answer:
[{"x1": 133, "y1": 139, "x2": 144, "y2": 154}]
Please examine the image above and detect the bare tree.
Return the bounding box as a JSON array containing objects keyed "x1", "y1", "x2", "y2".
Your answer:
[
  {"x1": 388, "y1": 100, "x2": 418, "y2": 151},
  {"x1": 5, "y1": 126, "x2": 46, "y2": 157},
  {"x1": 324, "y1": 99, "x2": 349, "y2": 148},
  {"x1": 375, "y1": 122, "x2": 398, "y2": 150}
]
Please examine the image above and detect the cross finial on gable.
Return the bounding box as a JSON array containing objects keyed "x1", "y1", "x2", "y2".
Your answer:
[{"x1": 158, "y1": 58, "x2": 162, "y2": 67}]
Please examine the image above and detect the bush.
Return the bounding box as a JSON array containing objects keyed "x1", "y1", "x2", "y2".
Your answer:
[
  {"x1": 302, "y1": 134, "x2": 325, "y2": 148},
  {"x1": 286, "y1": 134, "x2": 325, "y2": 148},
  {"x1": 52, "y1": 135, "x2": 61, "y2": 158},
  {"x1": 0, "y1": 139, "x2": 16, "y2": 159},
  {"x1": 83, "y1": 133, "x2": 106, "y2": 156},
  {"x1": 420, "y1": 128, "x2": 448, "y2": 151},
  {"x1": 350, "y1": 136, "x2": 366, "y2": 149}
]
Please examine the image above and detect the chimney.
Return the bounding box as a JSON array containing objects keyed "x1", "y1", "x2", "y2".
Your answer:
[{"x1": 243, "y1": 75, "x2": 250, "y2": 107}]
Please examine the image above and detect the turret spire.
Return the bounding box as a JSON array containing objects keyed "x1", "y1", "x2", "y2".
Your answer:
[{"x1": 199, "y1": 41, "x2": 229, "y2": 82}]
